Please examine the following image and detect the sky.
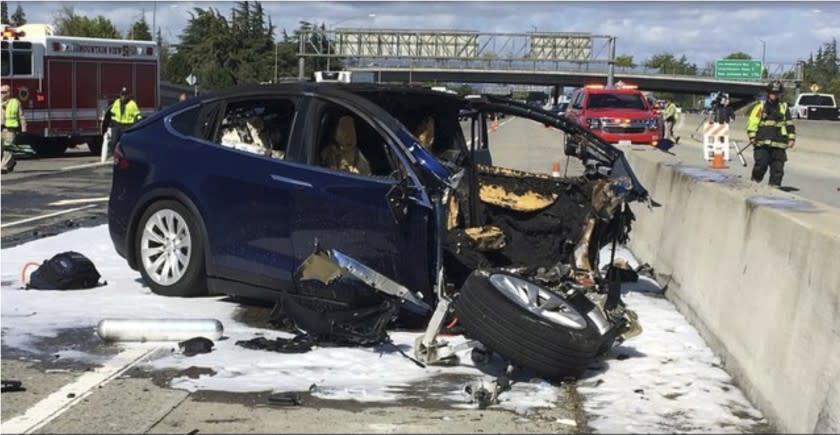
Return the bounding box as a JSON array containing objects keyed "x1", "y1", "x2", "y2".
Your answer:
[{"x1": 11, "y1": 1, "x2": 840, "y2": 66}]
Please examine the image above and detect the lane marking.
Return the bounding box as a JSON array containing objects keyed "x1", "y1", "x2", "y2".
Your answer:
[
  {"x1": 1, "y1": 346, "x2": 160, "y2": 434},
  {"x1": 48, "y1": 197, "x2": 110, "y2": 207},
  {"x1": 0, "y1": 205, "x2": 99, "y2": 229},
  {"x1": 60, "y1": 161, "x2": 110, "y2": 171}
]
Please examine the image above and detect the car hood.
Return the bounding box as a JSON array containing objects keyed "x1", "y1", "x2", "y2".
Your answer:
[{"x1": 585, "y1": 108, "x2": 656, "y2": 119}]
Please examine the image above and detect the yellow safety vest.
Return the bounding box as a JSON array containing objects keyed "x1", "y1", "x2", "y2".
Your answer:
[
  {"x1": 4, "y1": 98, "x2": 21, "y2": 129},
  {"x1": 746, "y1": 101, "x2": 795, "y2": 148},
  {"x1": 664, "y1": 103, "x2": 679, "y2": 120},
  {"x1": 110, "y1": 98, "x2": 141, "y2": 125}
]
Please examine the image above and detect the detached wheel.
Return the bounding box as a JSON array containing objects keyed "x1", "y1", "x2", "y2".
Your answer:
[
  {"x1": 456, "y1": 270, "x2": 605, "y2": 379},
  {"x1": 135, "y1": 200, "x2": 207, "y2": 297}
]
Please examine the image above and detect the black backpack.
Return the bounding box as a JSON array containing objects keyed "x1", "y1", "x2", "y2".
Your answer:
[{"x1": 27, "y1": 251, "x2": 102, "y2": 290}]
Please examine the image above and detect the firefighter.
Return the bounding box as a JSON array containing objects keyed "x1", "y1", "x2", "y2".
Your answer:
[
  {"x1": 662, "y1": 97, "x2": 680, "y2": 143},
  {"x1": 106, "y1": 87, "x2": 141, "y2": 153},
  {"x1": 1, "y1": 84, "x2": 26, "y2": 174},
  {"x1": 712, "y1": 93, "x2": 735, "y2": 124},
  {"x1": 747, "y1": 81, "x2": 796, "y2": 187}
]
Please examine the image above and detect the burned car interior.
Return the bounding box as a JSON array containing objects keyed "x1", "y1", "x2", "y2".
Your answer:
[{"x1": 217, "y1": 98, "x2": 296, "y2": 160}]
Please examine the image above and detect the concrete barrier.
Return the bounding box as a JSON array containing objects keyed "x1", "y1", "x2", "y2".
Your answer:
[{"x1": 624, "y1": 148, "x2": 840, "y2": 433}]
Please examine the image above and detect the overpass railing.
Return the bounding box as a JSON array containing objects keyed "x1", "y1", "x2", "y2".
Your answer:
[{"x1": 299, "y1": 28, "x2": 800, "y2": 83}]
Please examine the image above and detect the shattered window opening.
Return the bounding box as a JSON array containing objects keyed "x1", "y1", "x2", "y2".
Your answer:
[
  {"x1": 313, "y1": 104, "x2": 400, "y2": 178},
  {"x1": 216, "y1": 98, "x2": 297, "y2": 161}
]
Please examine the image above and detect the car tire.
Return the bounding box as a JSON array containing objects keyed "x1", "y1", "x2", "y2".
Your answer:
[
  {"x1": 135, "y1": 200, "x2": 208, "y2": 297},
  {"x1": 455, "y1": 270, "x2": 605, "y2": 379},
  {"x1": 31, "y1": 138, "x2": 68, "y2": 157},
  {"x1": 87, "y1": 136, "x2": 103, "y2": 157}
]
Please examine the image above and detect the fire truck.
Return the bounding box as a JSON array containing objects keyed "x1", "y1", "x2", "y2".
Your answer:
[{"x1": 1, "y1": 24, "x2": 158, "y2": 157}]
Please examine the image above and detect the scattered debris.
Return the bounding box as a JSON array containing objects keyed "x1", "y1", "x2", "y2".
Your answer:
[
  {"x1": 66, "y1": 392, "x2": 76, "y2": 398},
  {"x1": 177, "y1": 366, "x2": 217, "y2": 379},
  {"x1": 235, "y1": 335, "x2": 313, "y2": 354},
  {"x1": 463, "y1": 366, "x2": 515, "y2": 409},
  {"x1": 267, "y1": 391, "x2": 304, "y2": 406},
  {"x1": 1, "y1": 380, "x2": 26, "y2": 393},
  {"x1": 179, "y1": 337, "x2": 215, "y2": 356}
]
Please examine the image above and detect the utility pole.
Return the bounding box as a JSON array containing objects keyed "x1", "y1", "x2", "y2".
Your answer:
[
  {"x1": 607, "y1": 36, "x2": 616, "y2": 88},
  {"x1": 274, "y1": 42, "x2": 278, "y2": 83},
  {"x1": 152, "y1": 1, "x2": 157, "y2": 42},
  {"x1": 298, "y1": 21, "x2": 311, "y2": 80},
  {"x1": 760, "y1": 39, "x2": 766, "y2": 67}
]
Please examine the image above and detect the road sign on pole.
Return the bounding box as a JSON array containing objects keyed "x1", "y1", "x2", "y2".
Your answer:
[
  {"x1": 185, "y1": 74, "x2": 197, "y2": 86},
  {"x1": 714, "y1": 60, "x2": 763, "y2": 81}
]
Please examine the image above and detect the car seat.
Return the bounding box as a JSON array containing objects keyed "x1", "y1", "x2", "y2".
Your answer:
[{"x1": 320, "y1": 115, "x2": 371, "y2": 176}]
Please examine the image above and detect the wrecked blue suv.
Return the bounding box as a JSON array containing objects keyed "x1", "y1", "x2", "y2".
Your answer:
[{"x1": 109, "y1": 83, "x2": 648, "y2": 378}]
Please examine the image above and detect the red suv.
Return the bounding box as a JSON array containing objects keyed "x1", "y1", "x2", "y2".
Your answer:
[{"x1": 566, "y1": 86, "x2": 662, "y2": 145}]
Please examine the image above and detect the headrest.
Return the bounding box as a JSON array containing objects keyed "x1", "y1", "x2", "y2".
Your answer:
[
  {"x1": 416, "y1": 116, "x2": 435, "y2": 148},
  {"x1": 334, "y1": 116, "x2": 356, "y2": 148}
]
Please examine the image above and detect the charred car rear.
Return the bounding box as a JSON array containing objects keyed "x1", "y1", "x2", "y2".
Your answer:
[{"x1": 109, "y1": 83, "x2": 648, "y2": 378}]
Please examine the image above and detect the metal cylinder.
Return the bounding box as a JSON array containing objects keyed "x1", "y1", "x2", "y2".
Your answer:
[{"x1": 96, "y1": 319, "x2": 224, "y2": 342}]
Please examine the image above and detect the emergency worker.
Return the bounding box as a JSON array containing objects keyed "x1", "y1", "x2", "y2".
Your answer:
[
  {"x1": 106, "y1": 87, "x2": 141, "y2": 153},
  {"x1": 662, "y1": 97, "x2": 680, "y2": 143},
  {"x1": 712, "y1": 94, "x2": 735, "y2": 124},
  {"x1": 1, "y1": 84, "x2": 25, "y2": 173},
  {"x1": 747, "y1": 81, "x2": 796, "y2": 187}
]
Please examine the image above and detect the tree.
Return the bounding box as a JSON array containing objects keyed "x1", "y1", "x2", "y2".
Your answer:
[
  {"x1": 615, "y1": 54, "x2": 635, "y2": 68},
  {"x1": 724, "y1": 51, "x2": 752, "y2": 60},
  {"x1": 53, "y1": 6, "x2": 121, "y2": 39},
  {"x1": 128, "y1": 15, "x2": 153, "y2": 41},
  {"x1": 454, "y1": 84, "x2": 475, "y2": 96},
  {"x1": 2, "y1": 3, "x2": 9, "y2": 24},
  {"x1": 11, "y1": 4, "x2": 26, "y2": 26},
  {"x1": 801, "y1": 38, "x2": 840, "y2": 101},
  {"x1": 644, "y1": 52, "x2": 697, "y2": 75}
]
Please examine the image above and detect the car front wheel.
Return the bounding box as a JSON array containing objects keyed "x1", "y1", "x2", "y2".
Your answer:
[
  {"x1": 135, "y1": 200, "x2": 207, "y2": 297},
  {"x1": 456, "y1": 270, "x2": 606, "y2": 379}
]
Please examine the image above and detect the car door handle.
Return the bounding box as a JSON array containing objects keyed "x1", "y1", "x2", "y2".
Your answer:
[{"x1": 270, "y1": 174, "x2": 312, "y2": 189}]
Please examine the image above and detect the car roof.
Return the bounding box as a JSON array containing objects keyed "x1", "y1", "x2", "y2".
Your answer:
[{"x1": 147, "y1": 82, "x2": 454, "y2": 132}]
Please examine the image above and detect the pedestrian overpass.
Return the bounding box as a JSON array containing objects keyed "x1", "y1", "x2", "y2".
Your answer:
[{"x1": 298, "y1": 28, "x2": 801, "y2": 100}]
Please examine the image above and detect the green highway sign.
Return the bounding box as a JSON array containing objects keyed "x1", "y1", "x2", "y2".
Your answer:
[{"x1": 715, "y1": 59, "x2": 763, "y2": 81}]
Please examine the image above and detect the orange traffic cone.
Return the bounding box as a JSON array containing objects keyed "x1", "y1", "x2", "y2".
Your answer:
[
  {"x1": 710, "y1": 150, "x2": 728, "y2": 169},
  {"x1": 551, "y1": 161, "x2": 561, "y2": 177}
]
